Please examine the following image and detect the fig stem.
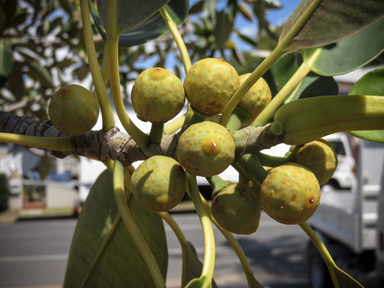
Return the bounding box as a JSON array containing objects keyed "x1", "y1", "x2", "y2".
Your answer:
[
  {"x1": 252, "y1": 61, "x2": 311, "y2": 128},
  {"x1": 113, "y1": 160, "x2": 166, "y2": 288},
  {"x1": 187, "y1": 173, "x2": 215, "y2": 286},
  {"x1": 206, "y1": 175, "x2": 231, "y2": 199},
  {"x1": 149, "y1": 123, "x2": 164, "y2": 145},
  {"x1": 257, "y1": 151, "x2": 296, "y2": 167},
  {"x1": 164, "y1": 113, "x2": 186, "y2": 134},
  {"x1": 159, "y1": 7, "x2": 191, "y2": 73},
  {"x1": 198, "y1": 191, "x2": 264, "y2": 288},
  {"x1": 241, "y1": 154, "x2": 268, "y2": 186},
  {"x1": 299, "y1": 222, "x2": 340, "y2": 288},
  {"x1": 0, "y1": 133, "x2": 74, "y2": 151},
  {"x1": 106, "y1": 0, "x2": 149, "y2": 151},
  {"x1": 181, "y1": 108, "x2": 207, "y2": 133},
  {"x1": 226, "y1": 107, "x2": 253, "y2": 132},
  {"x1": 157, "y1": 212, "x2": 189, "y2": 287},
  {"x1": 79, "y1": 0, "x2": 115, "y2": 131}
]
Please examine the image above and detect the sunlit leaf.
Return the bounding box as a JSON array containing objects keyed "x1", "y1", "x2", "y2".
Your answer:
[
  {"x1": 91, "y1": 0, "x2": 189, "y2": 47},
  {"x1": 303, "y1": 18, "x2": 384, "y2": 76},
  {"x1": 279, "y1": 0, "x2": 384, "y2": 50},
  {"x1": 348, "y1": 68, "x2": 384, "y2": 143},
  {"x1": 64, "y1": 170, "x2": 168, "y2": 287}
]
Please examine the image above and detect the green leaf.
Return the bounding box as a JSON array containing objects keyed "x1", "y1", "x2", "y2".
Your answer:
[
  {"x1": 348, "y1": 68, "x2": 384, "y2": 143},
  {"x1": 25, "y1": 61, "x2": 53, "y2": 88},
  {"x1": 0, "y1": 43, "x2": 13, "y2": 78},
  {"x1": 37, "y1": 154, "x2": 51, "y2": 181},
  {"x1": 95, "y1": 0, "x2": 170, "y2": 31},
  {"x1": 279, "y1": 0, "x2": 384, "y2": 50},
  {"x1": 91, "y1": 0, "x2": 189, "y2": 47},
  {"x1": 285, "y1": 72, "x2": 338, "y2": 103},
  {"x1": 214, "y1": 10, "x2": 234, "y2": 50},
  {"x1": 303, "y1": 18, "x2": 384, "y2": 76},
  {"x1": 184, "y1": 241, "x2": 218, "y2": 288},
  {"x1": 238, "y1": 2, "x2": 253, "y2": 22},
  {"x1": 64, "y1": 170, "x2": 168, "y2": 287},
  {"x1": 263, "y1": 52, "x2": 300, "y2": 97}
]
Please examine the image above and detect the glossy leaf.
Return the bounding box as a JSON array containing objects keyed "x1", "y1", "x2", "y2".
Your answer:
[
  {"x1": 285, "y1": 72, "x2": 338, "y2": 103},
  {"x1": 263, "y1": 52, "x2": 300, "y2": 97},
  {"x1": 64, "y1": 170, "x2": 168, "y2": 288},
  {"x1": 91, "y1": 0, "x2": 189, "y2": 47},
  {"x1": 303, "y1": 18, "x2": 384, "y2": 76},
  {"x1": 279, "y1": 0, "x2": 384, "y2": 50},
  {"x1": 348, "y1": 68, "x2": 384, "y2": 143}
]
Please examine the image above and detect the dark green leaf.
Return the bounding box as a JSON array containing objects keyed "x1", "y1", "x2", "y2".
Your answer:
[
  {"x1": 37, "y1": 154, "x2": 51, "y2": 180},
  {"x1": 214, "y1": 10, "x2": 234, "y2": 50},
  {"x1": 348, "y1": 68, "x2": 384, "y2": 143},
  {"x1": 235, "y1": 31, "x2": 257, "y2": 46},
  {"x1": 6, "y1": 66, "x2": 26, "y2": 101},
  {"x1": 48, "y1": 17, "x2": 63, "y2": 34},
  {"x1": 188, "y1": 0, "x2": 203, "y2": 15},
  {"x1": 279, "y1": 0, "x2": 384, "y2": 50},
  {"x1": 59, "y1": 0, "x2": 73, "y2": 15},
  {"x1": 64, "y1": 170, "x2": 168, "y2": 287},
  {"x1": 263, "y1": 52, "x2": 300, "y2": 97},
  {"x1": 284, "y1": 72, "x2": 338, "y2": 102},
  {"x1": 254, "y1": 0, "x2": 282, "y2": 10},
  {"x1": 0, "y1": 5, "x2": 6, "y2": 31},
  {"x1": 91, "y1": 0, "x2": 189, "y2": 47},
  {"x1": 26, "y1": 61, "x2": 53, "y2": 88},
  {"x1": 303, "y1": 18, "x2": 384, "y2": 76},
  {"x1": 227, "y1": 0, "x2": 238, "y2": 22},
  {"x1": 96, "y1": 0, "x2": 170, "y2": 31},
  {"x1": 0, "y1": 43, "x2": 13, "y2": 78}
]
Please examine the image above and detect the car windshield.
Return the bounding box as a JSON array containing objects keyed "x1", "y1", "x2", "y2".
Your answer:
[{"x1": 329, "y1": 141, "x2": 346, "y2": 156}]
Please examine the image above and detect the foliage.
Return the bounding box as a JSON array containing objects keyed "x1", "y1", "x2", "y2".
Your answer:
[
  {"x1": 0, "y1": 0, "x2": 384, "y2": 288},
  {"x1": 0, "y1": 173, "x2": 9, "y2": 211}
]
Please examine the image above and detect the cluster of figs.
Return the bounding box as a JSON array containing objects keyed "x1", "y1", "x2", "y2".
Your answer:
[{"x1": 49, "y1": 58, "x2": 338, "y2": 235}]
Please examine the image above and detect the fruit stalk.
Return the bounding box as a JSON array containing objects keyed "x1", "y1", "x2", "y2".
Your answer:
[
  {"x1": 299, "y1": 222, "x2": 340, "y2": 288},
  {"x1": 0, "y1": 133, "x2": 74, "y2": 152},
  {"x1": 219, "y1": 0, "x2": 322, "y2": 127},
  {"x1": 187, "y1": 173, "x2": 215, "y2": 287},
  {"x1": 159, "y1": 7, "x2": 191, "y2": 73},
  {"x1": 113, "y1": 160, "x2": 166, "y2": 288},
  {"x1": 106, "y1": 0, "x2": 149, "y2": 150},
  {"x1": 252, "y1": 61, "x2": 311, "y2": 127},
  {"x1": 79, "y1": 0, "x2": 115, "y2": 131}
]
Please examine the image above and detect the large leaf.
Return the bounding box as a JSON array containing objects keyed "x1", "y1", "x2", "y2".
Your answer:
[
  {"x1": 64, "y1": 169, "x2": 168, "y2": 287},
  {"x1": 91, "y1": 0, "x2": 189, "y2": 47},
  {"x1": 348, "y1": 68, "x2": 384, "y2": 143},
  {"x1": 263, "y1": 52, "x2": 301, "y2": 97},
  {"x1": 279, "y1": 0, "x2": 384, "y2": 50},
  {"x1": 303, "y1": 18, "x2": 384, "y2": 76},
  {"x1": 284, "y1": 72, "x2": 338, "y2": 103},
  {"x1": 214, "y1": 10, "x2": 234, "y2": 50}
]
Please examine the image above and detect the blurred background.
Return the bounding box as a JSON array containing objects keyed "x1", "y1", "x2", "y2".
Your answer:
[{"x1": 0, "y1": 0, "x2": 384, "y2": 287}]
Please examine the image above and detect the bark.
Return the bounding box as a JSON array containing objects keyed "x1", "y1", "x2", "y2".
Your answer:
[{"x1": 0, "y1": 111, "x2": 282, "y2": 167}]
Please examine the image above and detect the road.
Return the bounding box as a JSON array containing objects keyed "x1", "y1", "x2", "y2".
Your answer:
[{"x1": 0, "y1": 211, "x2": 311, "y2": 288}]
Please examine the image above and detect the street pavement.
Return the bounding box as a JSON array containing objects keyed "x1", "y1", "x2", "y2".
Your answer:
[{"x1": 0, "y1": 211, "x2": 311, "y2": 288}]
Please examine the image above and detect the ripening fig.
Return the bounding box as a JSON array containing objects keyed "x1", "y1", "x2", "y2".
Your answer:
[
  {"x1": 290, "y1": 139, "x2": 338, "y2": 186},
  {"x1": 237, "y1": 73, "x2": 271, "y2": 119},
  {"x1": 131, "y1": 67, "x2": 185, "y2": 123},
  {"x1": 176, "y1": 121, "x2": 235, "y2": 177},
  {"x1": 260, "y1": 163, "x2": 321, "y2": 225},
  {"x1": 211, "y1": 182, "x2": 261, "y2": 235},
  {"x1": 183, "y1": 58, "x2": 239, "y2": 116},
  {"x1": 49, "y1": 84, "x2": 99, "y2": 136},
  {"x1": 131, "y1": 156, "x2": 186, "y2": 212}
]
